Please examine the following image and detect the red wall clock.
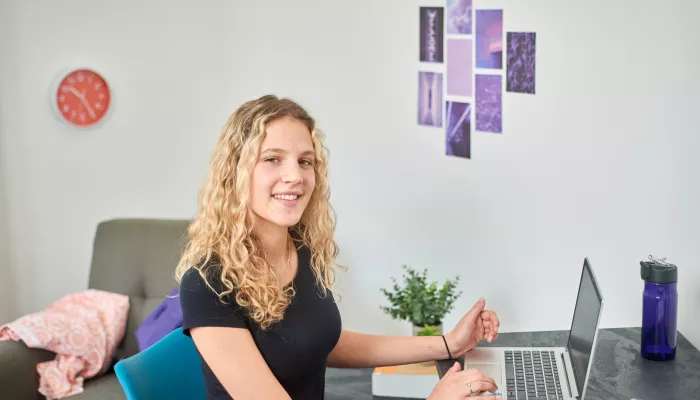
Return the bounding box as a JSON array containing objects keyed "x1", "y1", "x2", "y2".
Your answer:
[{"x1": 51, "y1": 68, "x2": 112, "y2": 128}]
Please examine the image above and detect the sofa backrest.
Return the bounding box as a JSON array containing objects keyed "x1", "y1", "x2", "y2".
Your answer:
[{"x1": 87, "y1": 218, "x2": 191, "y2": 359}]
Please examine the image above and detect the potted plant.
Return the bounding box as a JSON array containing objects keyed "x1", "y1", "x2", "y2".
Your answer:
[{"x1": 379, "y1": 265, "x2": 462, "y2": 336}]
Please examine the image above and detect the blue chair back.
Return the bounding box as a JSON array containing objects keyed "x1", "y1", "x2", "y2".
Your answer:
[{"x1": 114, "y1": 327, "x2": 206, "y2": 399}]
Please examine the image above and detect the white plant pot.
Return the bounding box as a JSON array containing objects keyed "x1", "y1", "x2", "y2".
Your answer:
[{"x1": 412, "y1": 323, "x2": 443, "y2": 336}]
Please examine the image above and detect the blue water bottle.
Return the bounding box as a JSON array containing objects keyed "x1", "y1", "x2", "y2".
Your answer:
[{"x1": 640, "y1": 255, "x2": 678, "y2": 361}]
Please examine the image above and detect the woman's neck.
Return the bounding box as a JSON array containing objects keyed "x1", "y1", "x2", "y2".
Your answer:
[{"x1": 254, "y1": 221, "x2": 290, "y2": 261}]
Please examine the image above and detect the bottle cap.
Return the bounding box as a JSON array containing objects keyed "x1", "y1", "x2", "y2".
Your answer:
[{"x1": 640, "y1": 255, "x2": 678, "y2": 284}]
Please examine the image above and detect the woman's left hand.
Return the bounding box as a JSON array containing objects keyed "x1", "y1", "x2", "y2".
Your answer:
[{"x1": 444, "y1": 298, "x2": 500, "y2": 359}]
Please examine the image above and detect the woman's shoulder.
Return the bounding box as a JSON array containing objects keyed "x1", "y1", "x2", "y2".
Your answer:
[
  {"x1": 179, "y1": 255, "x2": 230, "y2": 297},
  {"x1": 179, "y1": 256, "x2": 250, "y2": 333}
]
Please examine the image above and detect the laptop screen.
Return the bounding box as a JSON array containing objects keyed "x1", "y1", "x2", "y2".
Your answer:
[{"x1": 566, "y1": 259, "x2": 603, "y2": 393}]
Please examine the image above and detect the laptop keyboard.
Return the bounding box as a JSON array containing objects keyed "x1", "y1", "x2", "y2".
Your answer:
[{"x1": 505, "y1": 350, "x2": 564, "y2": 400}]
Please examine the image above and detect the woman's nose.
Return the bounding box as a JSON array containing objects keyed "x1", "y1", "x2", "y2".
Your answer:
[{"x1": 281, "y1": 164, "x2": 303, "y2": 183}]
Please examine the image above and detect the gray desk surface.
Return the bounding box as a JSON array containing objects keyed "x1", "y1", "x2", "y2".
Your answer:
[
  {"x1": 435, "y1": 328, "x2": 700, "y2": 400},
  {"x1": 324, "y1": 328, "x2": 700, "y2": 400}
]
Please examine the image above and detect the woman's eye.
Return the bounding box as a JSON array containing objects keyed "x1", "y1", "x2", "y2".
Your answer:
[
  {"x1": 300, "y1": 159, "x2": 313, "y2": 166},
  {"x1": 265, "y1": 157, "x2": 280, "y2": 163}
]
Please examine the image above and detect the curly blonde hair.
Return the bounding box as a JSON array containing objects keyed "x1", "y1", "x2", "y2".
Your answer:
[{"x1": 175, "y1": 94, "x2": 341, "y2": 330}]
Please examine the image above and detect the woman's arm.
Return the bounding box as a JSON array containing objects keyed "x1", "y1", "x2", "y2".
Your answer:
[
  {"x1": 327, "y1": 298, "x2": 501, "y2": 369},
  {"x1": 179, "y1": 266, "x2": 294, "y2": 399},
  {"x1": 327, "y1": 329, "x2": 451, "y2": 368},
  {"x1": 190, "y1": 326, "x2": 292, "y2": 400}
]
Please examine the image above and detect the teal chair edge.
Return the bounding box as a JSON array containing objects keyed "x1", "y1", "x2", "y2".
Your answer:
[{"x1": 114, "y1": 327, "x2": 206, "y2": 399}]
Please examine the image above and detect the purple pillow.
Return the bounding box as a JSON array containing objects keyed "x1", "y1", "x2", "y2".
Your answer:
[{"x1": 135, "y1": 288, "x2": 183, "y2": 352}]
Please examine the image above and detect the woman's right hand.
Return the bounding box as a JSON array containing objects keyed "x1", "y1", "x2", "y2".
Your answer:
[{"x1": 427, "y1": 361, "x2": 501, "y2": 399}]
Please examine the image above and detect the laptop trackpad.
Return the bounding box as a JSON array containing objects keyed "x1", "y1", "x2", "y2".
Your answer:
[{"x1": 465, "y1": 362, "x2": 502, "y2": 387}]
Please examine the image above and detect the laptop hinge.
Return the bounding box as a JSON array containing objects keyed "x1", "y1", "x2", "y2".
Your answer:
[{"x1": 560, "y1": 350, "x2": 580, "y2": 399}]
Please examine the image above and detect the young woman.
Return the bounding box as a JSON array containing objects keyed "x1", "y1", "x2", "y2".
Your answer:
[{"x1": 175, "y1": 95, "x2": 502, "y2": 400}]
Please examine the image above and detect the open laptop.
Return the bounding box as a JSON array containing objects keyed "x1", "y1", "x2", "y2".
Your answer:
[{"x1": 436, "y1": 258, "x2": 604, "y2": 400}]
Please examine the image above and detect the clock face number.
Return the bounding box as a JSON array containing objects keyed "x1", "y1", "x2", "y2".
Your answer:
[{"x1": 56, "y1": 69, "x2": 111, "y2": 127}]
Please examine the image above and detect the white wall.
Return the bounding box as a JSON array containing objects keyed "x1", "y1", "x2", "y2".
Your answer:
[
  {"x1": 0, "y1": 0, "x2": 16, "y2": 323},
  {"x1": 0, "y1": 137, "x2": 12, "y2": 324},
  {"x1": 2, "y1": 0, "x2": 699, "y2": 348},
  {"x1": 0, "y1": 0, "x2": 237, "y2": 321}
]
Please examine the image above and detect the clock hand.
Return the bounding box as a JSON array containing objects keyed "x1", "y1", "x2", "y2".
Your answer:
[
  {"x1": 80, "y1": 97, "x2": 97, "y2": 119},
  {"x1": 64, "y1": 85, "x2": 84, "y2": 100},
  {"x1": 64, "y1": 85, "x2": 97, "y2": 119},
  {"x1": 78, "y1": 89, "x2": 97, "y2": 119}
]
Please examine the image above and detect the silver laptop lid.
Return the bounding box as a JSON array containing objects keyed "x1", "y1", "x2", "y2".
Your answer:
[{"x1": 566, "y1": 258, "x2": 604, "y2": 396}]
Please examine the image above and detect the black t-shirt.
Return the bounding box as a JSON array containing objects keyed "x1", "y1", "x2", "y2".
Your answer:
[{"x1": 179, "y1": 244, "x2": 342, "y2": 400}]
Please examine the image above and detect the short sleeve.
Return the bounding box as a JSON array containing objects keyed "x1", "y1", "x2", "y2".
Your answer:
[{"x1": 179, "y1": 265, "x2": 249, "y2": 336}]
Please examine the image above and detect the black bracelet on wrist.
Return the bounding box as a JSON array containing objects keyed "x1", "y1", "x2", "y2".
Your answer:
[{"x1": 441, "y1": 335, "x2": 453, "y2": 359}]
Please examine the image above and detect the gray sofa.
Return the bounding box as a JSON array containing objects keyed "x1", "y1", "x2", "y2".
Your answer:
[{"x1": 0, "y1": 218, "x2": 191, "y2": 399}]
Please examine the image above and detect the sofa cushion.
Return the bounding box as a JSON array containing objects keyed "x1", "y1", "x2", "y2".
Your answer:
[
  {"x1": 72, "y1": 374, "x2": 125, "y2": 400},
  {"x1": 86, "y1": 219, "x2": 190, "y2": 359},
  {"x1": 0, "y1": 340, "x2": 55, "y2": 400}
]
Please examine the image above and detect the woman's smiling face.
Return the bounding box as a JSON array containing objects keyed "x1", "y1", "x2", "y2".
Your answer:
[{"x1": 249, "y1": 116, "x2": 316, "y2": 230}]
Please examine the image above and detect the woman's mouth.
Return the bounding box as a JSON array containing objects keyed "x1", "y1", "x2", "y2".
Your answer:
[
  {"x1": 272, "y1": 193, "x2": 302, "y2": 205},
  {"x1": 272, "y1": 194, "x2": 300, "y2": 201}
]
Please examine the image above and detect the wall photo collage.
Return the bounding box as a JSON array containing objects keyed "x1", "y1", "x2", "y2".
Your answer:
[{"x1": 418, "y1": 1, "x2": 537, "y2": 160}]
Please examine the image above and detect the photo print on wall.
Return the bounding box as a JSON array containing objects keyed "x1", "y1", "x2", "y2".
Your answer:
[
  {"x1": 446, "y1": 38, "x2": 473, "y2": 97},
  {"x1": 445, "y1": 101, "x2": 471, "y2": 159},
  {"x1": 506, "y1": 32, "x2": 537, "y2": 94},
  {"x1": 418, "y1": 71, "x2": 443, "y2": 127},
  {"x1": 420, "y1": 7, "x2": 444, "y2": 63},
  {"x1": 475, "y1": 74, "x2": 502, "y2": 133},
  {"x1": 475, "y1": 10, "x2": 503, "y2": 70},
  {"x1": 446, "y1": 0, "x2": 472, "y2": 35}
]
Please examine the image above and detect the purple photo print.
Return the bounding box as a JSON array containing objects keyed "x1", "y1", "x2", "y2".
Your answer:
[
  {"x1": 475, "y1": 74, "x2": 502, "y2": 133},
  {"x1": 420, "y1": 7, "x2": 444, "y2": 63},
  {"x1": 418, "y1": 71, "x2": 443, "y2": 127},
  {"x1": 446, "y1": 0, "x2": 472, "y2": 35},
  {"x1": 506, "y1": 32, "x2": 536, "y2": 94},
  {"x1": 445, "y1": 101, "x2": 471, "y2": 159},
  {"x1": 446, "y1": 38, "x2": 473, "y2": 97},
  {"x1": 475, "y1": 10, "x2": 503, "y2": 69}
]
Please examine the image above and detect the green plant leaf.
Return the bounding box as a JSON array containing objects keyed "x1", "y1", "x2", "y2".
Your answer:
[{"x1": 379, "y1": 265, "x2": 462, "y2": 326}]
